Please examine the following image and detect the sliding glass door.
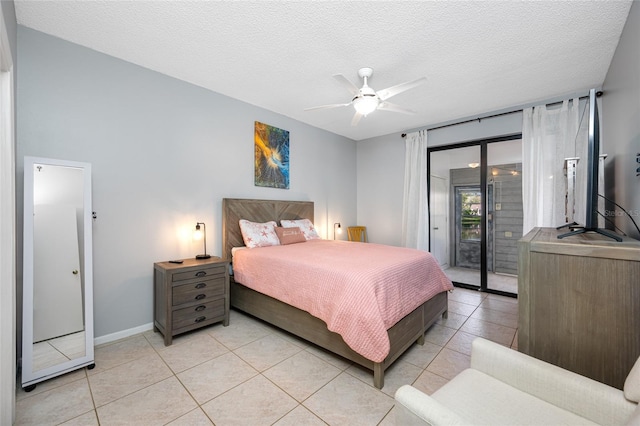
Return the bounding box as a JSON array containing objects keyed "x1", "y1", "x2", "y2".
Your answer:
[
  {"x1": 428, "y1": 136, "x2": 521, "y2": 296},
  {"x1": 486, "y1": 140, "x2": 522, "y2": 294},
  {"x1": 429, "y1": 145, "x2": 481, "y2": 288}
]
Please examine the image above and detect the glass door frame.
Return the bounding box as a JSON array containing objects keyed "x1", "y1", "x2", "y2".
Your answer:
[{"x1": 427, "y1": 133, "x2": 521, "y2": 297}]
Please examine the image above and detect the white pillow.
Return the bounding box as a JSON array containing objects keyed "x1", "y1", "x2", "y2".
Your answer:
[
  {"x1": 238, "y1": 219, "x2": 279, "y2": 248},
  {"x1": 280, "y1": 218, "x2": 320, "y2": 240}
]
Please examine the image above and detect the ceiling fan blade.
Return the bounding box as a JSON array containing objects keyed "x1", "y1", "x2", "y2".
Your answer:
[
  {"x1": 333, "y1": 74, "x2": 360, "y2": 96},
  {"x1": 377, "y1": 101, "x2": 417, "y2": 115},
  {"x1": 304, "y1": 102, "x2": 351, "y2": 111},
  {"x1": 350, "y1": 111, "x2": 363, "y2": 126},
  {"x1": 376, "y1": 77, "x2": 427, "y2": 101}
]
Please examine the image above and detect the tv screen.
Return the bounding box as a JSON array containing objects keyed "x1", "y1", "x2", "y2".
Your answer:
[
  {"x1": 585, "y1": 88, "x2": 599, "y2": 229},
  {"x1": 558, "y1": 88, "x2": 621, "y2": 241}
]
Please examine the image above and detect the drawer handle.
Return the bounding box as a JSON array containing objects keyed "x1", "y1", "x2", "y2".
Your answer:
[
  {"x1": 195, "y1": 294, "x2": 206, "y2": 300},
  {"x1": 195, "y1": 271, "x2": 207, "y2": 277},
  {"x1": 195, "y1": 305, "x2": 206, "y2": 312},
  {"x1": 195, "y1": 282, "x2": 207, "y2": 289},
  {"x1": 195, "y1": 316, "x2": 206, "y2": 323}
]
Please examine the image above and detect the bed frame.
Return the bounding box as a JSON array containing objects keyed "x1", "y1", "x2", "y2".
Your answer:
[{"x1": 222, "y1": 198, "x2": 448, "y2": 389}]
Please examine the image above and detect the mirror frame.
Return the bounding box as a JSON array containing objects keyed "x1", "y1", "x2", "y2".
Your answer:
[{"x1": 22, "y1": 156, "x2": 94, "y2": 388}]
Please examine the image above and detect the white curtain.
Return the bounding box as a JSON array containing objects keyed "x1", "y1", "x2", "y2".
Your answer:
[
  {"x1": 402, "y1": 130, "x2": 429, "y2": 250},
  {"x1": 522, "y1": 98, "x2": 586, "y2": 235}
]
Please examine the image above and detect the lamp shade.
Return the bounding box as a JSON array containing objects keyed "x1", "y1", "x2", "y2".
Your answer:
[
  {"x1": 333, "y1": 222, "x2": 342, "y2": 240},
  {"x1": 194, "y1": 222, "x2": 211, "y2": 259},
  {"x1": 353, "y1": 96, "x2": 379, "y2": 116},
  {"x1": 193, "y1": 225, "x2": 203, "y2": 240}
]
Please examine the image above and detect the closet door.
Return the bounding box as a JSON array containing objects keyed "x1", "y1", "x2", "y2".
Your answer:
[
  {"x1": 33, "y1": 204, "x2": 84, "y2": 342},
  {"x1": 429, "y1": 175, "x2": 448, "y2": 267}
]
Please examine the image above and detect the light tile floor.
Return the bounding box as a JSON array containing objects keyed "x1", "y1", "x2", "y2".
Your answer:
[
  {"x1": 443, "y1": 266, "x2": 518, "y2": 294},
  {"x1": 32, "y1": 331, "x2": 86, "y2": 371},
  {"x1": 15, "y1": 288, "x2": 518, "y2": 425}
]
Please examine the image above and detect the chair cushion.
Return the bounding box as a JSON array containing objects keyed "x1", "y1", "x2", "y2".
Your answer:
[
  {"x1": 625, "y1": 356, "x2": 640, "y2": 403},
  {"x1": 625, "y1": 404, "x2": 640, "y2": 426},
  {"x1": 431, "y1": 368, "x2": 599, "y2": 426}
]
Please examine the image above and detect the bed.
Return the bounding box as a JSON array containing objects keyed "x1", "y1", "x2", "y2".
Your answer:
[{"x1": 222, "y1": 198, "x2": 452, "y2": 389}]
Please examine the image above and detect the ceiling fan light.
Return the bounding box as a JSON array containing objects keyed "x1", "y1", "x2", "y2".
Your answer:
[{"x1": 353, "y1": 96, "x2": 379, "y2": 116}]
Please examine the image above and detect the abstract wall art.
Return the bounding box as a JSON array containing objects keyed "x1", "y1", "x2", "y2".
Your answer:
[{"x1": 254, "y1": 121, "x2": 290, "y2": 189}]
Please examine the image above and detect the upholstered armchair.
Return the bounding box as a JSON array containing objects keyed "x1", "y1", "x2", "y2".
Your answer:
[{"x1": 395, "y1": 338, "x2": 640, "y2": 425}]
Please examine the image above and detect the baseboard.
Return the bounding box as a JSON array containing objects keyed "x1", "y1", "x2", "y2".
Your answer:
[{"x1": 94, "y1": 322, "x2": 154, "y2": 346}]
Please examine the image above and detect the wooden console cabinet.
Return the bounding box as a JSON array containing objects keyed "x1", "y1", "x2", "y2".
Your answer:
[
  {"x1": 518, "y1": 227, "x2": 640, "y2": 389},
  {"x1": 154, "y1": 257, "x2": 230, "y2": 345}
]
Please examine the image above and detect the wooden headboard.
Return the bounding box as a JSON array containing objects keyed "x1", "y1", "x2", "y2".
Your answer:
[{"x1": 222, "y1": 198, "x2": 314, "y2": 261}]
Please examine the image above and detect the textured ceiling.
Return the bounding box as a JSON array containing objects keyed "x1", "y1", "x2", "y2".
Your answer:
[{"x1": 14, "y1": 1, "x2": 633, "y2": 141}]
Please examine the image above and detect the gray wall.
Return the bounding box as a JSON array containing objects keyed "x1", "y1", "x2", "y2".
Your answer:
[
  {"x1": 602, "y1": 0, "x2": 640, "y2": 240},
  {"x1": 16, "y1": 27, "x2": 357, "y2": 339},
  {"x1": 1, "y1": 1, "x2": 16, "y2": 64}
]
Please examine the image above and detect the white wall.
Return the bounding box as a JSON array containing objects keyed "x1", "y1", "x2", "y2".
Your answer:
[
  {"x1": 356, "y1": 135, "x2": 406, "y2": 246},
  {"x1": 16, "y1": 27, "x2": 357, "y2": 339}
]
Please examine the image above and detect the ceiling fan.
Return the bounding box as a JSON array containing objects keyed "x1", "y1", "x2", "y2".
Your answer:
[{"x1": 305, "y1": 67, "x2": 426, "y2": 126}]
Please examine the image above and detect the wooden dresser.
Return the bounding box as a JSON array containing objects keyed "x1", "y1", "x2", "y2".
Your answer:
[
  {"x1": 154, "y1": 257, "x2": 230, "y2": 345},
  {"x1": 518, "y1": 227, "x2": 640, "y2": 389}
]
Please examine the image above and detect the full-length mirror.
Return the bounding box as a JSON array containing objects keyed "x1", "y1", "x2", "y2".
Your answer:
[{"x1": 22, "y1": 156, "x2": 94, "y2": 390}]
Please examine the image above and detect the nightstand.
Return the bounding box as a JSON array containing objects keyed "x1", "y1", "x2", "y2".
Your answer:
[{"x1": 153, "y1": 257, "x2": 230, "y2": 346}]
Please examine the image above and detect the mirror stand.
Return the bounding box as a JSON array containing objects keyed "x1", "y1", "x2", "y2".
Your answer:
[{"x1": 22, "y1": 157, "x2": 95, "y2": 391}]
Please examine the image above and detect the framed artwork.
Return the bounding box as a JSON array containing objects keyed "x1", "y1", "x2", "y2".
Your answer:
[{"x1": 254, "y1": 121, "x2": 290, "y2": 189}]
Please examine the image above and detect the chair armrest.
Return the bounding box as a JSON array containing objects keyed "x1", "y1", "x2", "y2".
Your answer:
[
  {"x1": 394, "y1": 385, "x2": 467, "y2": 426},
  {"x1": 470, "y1": 338, "x2": 636, "y2": 425}
]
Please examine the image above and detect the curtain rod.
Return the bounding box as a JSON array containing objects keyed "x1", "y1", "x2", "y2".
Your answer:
[{"x1": 401, "y1": 91, "x2": 600, "y2": 138}]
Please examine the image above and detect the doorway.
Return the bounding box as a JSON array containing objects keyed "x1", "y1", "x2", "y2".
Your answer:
[
  {"x1": 429, "y1": 175, "x2": 448, "y2": 267},
  {"x1": 428, "y1": 135, "x2": 522, "y2": 297},
  {"x1": 454, "y1": 186, "x2": 481, "y2": 269}
]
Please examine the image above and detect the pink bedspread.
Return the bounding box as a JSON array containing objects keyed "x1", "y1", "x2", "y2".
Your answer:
[{"x1": 233, "y1": 239, "x2": 453, "y2": 363}]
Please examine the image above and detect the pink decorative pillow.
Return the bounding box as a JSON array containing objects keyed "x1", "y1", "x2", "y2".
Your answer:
[
  {"x1": 275, "y1": 226, "x2": 306, "y2": 245},
  {"x1": 280, "y1": 218, "x2": 320, "y2": 240},
  {"x1": 239, "y1": 219, "x2": 279, "y2": 248}
]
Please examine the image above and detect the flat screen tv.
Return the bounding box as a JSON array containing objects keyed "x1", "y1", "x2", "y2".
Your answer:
[{"x1": 558, "y1": 88, "x2": 621, "y2": 241}]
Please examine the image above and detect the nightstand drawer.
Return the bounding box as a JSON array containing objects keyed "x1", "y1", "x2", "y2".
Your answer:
[
  {"x1": 154, "y1": 257, "x2": 230, "y2": 346},
  {"x1": 172, "y1": 265, "x2": 225, "y2": 282},
  {"x1": 172, "y1": 276, "x2": 225, "y2": 306},
  {"x1": 172, "y1": 299, "x2": 225, "y2": 329}
]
